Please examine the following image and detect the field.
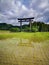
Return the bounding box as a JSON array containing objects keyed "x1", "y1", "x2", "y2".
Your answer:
[{"x1": 0, "y1": 31, "x2": 49, "y2": 65}]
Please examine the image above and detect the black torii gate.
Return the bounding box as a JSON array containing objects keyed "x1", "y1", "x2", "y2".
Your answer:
[{"x1": 18, "y1": 17, "x2": 34, "y2": 32}]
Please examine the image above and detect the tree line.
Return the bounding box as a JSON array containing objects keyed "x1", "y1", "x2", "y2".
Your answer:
[{"x1": 0, "y1": 21, "x2": 49, "y2": 32}]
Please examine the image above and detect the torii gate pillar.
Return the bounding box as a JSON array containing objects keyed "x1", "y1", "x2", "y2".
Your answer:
[
  {"x1": 29, "y1": 20, "x2": 32, "y2": 32},
  {"x1": 20, "y1": 22, "x2": 22, "y2": 32}
]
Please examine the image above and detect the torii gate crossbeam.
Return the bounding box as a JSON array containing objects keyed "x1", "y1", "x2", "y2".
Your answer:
[{"x1": 18, "y1": 17, "x2": 34, "y2": 32}]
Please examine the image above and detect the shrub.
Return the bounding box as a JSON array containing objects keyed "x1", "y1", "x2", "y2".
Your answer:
[
  {"x1": 10, "y1": 28, "x2": 20, "y2": 32},
  {"x1": 32, "y1": 26, "x2": 39, "y2": 32}
]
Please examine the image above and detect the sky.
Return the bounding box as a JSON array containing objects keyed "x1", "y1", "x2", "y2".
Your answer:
[{"x1": 0, "y1": 0, "x2": 49, "y2": 26}]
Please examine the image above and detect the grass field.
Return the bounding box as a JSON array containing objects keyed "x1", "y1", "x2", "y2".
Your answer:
[{"x1": 0, "y1": 31, "x2": 49, "y2": 65}]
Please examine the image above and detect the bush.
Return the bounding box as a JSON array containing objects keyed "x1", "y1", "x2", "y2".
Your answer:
[
  {"x1": 32, "y1": 26, "x2": 39, "y2": 32},
  {"x1": 10, "y1": 28, "x2": 20, "y2": 32},
  {"x1": 22, "y1": 27, "x2": 30, "y2": 32}
]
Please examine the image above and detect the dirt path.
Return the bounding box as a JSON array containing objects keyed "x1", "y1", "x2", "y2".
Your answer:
[{"x1": 0, "y1": 39, "x2": 49, "y2": 65}]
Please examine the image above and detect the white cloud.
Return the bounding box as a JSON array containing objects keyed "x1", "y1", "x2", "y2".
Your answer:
[
  {"x1": 39, "y1": 0, "x2": 49, "y2": 9},
  {"x1": 0, "y1": 0, "x2": 49, "y2": 25},
  {"x1": 22, "y1": 5, "x2": 28, "y2": 11}
]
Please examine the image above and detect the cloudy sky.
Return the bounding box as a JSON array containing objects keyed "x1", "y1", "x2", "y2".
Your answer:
[{"x1": 0, "y1": 0, "x2": 49, "y2": 25}]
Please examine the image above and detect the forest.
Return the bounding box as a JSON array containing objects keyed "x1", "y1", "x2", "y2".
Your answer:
[{"x1": 0, "y1": 21, "x2": 49, "y2": 32}]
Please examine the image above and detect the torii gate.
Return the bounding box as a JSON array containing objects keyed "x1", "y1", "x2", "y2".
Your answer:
[{"x1": 18, "y1": 17, "x2": 34, "y2": 32}]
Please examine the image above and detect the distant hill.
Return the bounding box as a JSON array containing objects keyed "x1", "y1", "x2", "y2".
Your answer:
[{"x1": 0, "y1": 22, "x2": 49, "y2": 32}]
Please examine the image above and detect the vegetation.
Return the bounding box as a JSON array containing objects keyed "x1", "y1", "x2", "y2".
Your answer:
[
  {"x1": 0, "y1": 22, "x2": 49, "y2": 65},
  {"x1": 0, "y1": 22, "x2": 49, "y2": 32},
  {"x1": 0, "y1": 32, "x2": 49, "y2": 65},
  {"x1": 0, "y1": 32, "x2": 49, "y2": 42}
]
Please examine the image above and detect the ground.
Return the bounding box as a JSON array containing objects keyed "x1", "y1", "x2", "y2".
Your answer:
[{"x1": 0, "y1": 31, "x2": 49, "y2": 65}]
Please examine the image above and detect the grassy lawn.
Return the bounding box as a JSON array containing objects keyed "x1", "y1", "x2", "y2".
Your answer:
[
  {"x1": 0, "y1": 31, "x2": 49, "y2": 42},
  {"x1": 0, "y1": 31, "x2": 49, "y2": 65}
]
